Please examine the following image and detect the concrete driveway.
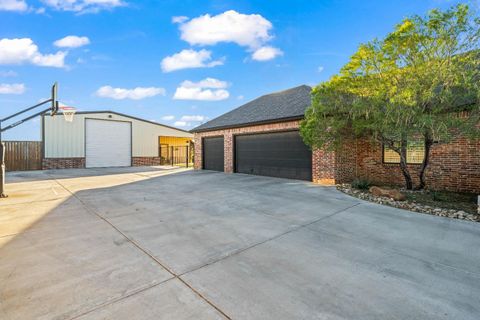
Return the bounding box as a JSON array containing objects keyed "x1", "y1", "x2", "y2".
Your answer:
[{"x1": 1, "y1": 167, "x2": 479, "y2": 320}]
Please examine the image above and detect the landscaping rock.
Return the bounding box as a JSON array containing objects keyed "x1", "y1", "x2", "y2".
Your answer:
[
  {"x1": 337, "y1": 183, "x2": 479, "y2": 223},
  {"x1": 369, "y1": 186, "x2": 406, "y2": 201}
]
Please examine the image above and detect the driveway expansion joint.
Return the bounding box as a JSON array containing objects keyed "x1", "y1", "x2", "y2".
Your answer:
[
  {"x1": 49, "y1": 174, "x2": 232, "y2": 320},
  {"x1": 179, "y1": 202, "x2": 361, "y2": 277}
]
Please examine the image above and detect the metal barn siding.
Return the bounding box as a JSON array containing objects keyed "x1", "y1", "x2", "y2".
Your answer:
[
  {"x1": 235, "y1": 131, "x2": 312, "y2": 180},
  {"x1": 43, "y1": 112, "x2": 193, "y2": 158},
  {"x1": 202, "y1": 136, "x2": 224, "y2": 171}
]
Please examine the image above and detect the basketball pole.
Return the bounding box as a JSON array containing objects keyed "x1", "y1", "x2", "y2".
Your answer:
[{"x1": 0, "y1": 82, "x2": 58, "y2": 198}]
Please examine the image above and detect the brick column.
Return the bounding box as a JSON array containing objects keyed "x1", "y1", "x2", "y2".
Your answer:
[
  {"x1": 194, "y1": 133, "x2": 202, "y2": 169},
  {"x1": 312, "y1": 148, "x2": 336, "y2": 185},
  {"x1": 224, "y1": 132, "x2": 234, "y2": 173}
]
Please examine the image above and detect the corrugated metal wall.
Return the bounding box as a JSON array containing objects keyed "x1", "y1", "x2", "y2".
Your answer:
[{"x1": 43, "y1": 112, "x2": 193, "y2": 158}]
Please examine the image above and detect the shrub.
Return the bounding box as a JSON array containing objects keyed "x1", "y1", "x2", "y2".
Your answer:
[{"x1": 351, "y1": 178, "x2": 371, "y2": 190}]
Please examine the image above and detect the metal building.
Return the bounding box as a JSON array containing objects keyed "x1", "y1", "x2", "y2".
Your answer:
[{"x1": 42, "y1": 111, "x2": 193, "y2": 169}]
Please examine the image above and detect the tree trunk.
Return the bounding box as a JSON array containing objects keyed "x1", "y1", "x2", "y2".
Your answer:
[
  {"x1": 382, "y1": 136, "x2": 413, "y2": 190},
  {"x1": 417, "y1": 131, "x2": 433, "y2": 190},
  {"x1": 398, "y1": 137, "x2": 413, "y2": 190}
]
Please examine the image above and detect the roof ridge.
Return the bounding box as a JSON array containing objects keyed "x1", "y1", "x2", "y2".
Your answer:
[
  {"x1": 191, "y1": 85, "x2": 312, "y2": 133},
  {"x1": 256, "y1": 84, "x2": 311, "y2": 99}
]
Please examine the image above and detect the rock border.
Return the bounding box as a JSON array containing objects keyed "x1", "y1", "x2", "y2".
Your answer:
[{"x1": 337, "y1": 184, "x2": 479, "y2": 223}]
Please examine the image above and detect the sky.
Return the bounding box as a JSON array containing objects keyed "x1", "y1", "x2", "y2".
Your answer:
[{"x1": 0, "y1": 0, "x2": 475, "y2": 140}]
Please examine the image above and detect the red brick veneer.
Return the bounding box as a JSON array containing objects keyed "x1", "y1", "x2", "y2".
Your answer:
[
  {"x1": 132, "y1": 157, "x2": 164, "y2": 166},
  {"x1": 336, "y1": 136, "x2": 480, "y2": 193},
  {"x1": 42, "y1": 158, "x2": 85, "y2": 170},
  {"x1": 194, "y1": 121, "x2": 479, "y2": 193}
]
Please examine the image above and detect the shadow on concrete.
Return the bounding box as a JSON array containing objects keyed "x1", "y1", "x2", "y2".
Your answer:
[{"x1": 1, "y1": 168, "x2": 480, "y2": 320}]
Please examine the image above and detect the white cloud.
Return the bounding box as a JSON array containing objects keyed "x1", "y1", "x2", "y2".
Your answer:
[
  {"x1": 173, "y1": 115, "x2": 208, "y2": 128},
  {"x1": 161, "y1": 49, "x2": 223, "y2": 72},
  {"x1": 172, "y1": 15, "x2": 188, "y2": 24},
  {"x1": 0, "y1": 83, "x2": 25, "y2": 94},
  {"x1": 0, "y1": 0, "x2": 28, "y2": 11},
  {"x1": 318, "y1": 66, "x2": 324, "y2": 73},
  {"x1": 0, "y1": 70, "x2": 17, "y2": 77},
  {"x1": 54, "y1": 35, "x2": 90, "y2": 48},
  {"x1": 180, "y1": 115, "x2": 207, "y2": 122},
  {"x1": 174, "y1": 121, "x2": 188, "y2": 127},
  {"x1": 180, "y1": 77, "x2": 227, "y2": 89},
  {"x1": 252, "y1": 46, "x2": 283, "y2": 61},
  {"x1": 173, "y1": 78, "x2": 230, "y2": 101},
  {"x1": 0, "y1": 38, "x2": 67, "y2": 68},
  {"x1": 96, "y1": 86, "x2": 166, "y2": 100},
  {"x1": 161, "y1": 115, "x2": 175, "y2": 121},
  {"x1": 179, "y1": 10, "x2": 273, "y2": 49},
  {"x1": 41, "y1": 0, "x2": 125, "y2": 13}
]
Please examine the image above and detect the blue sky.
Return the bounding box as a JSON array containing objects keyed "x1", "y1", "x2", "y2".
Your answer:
[{"x1": 0, "y1": 0, "x2": 474, "y2": 140}]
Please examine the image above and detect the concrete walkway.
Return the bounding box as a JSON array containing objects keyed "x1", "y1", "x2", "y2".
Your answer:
[{"x1": 1, "y1": 167, "x2": 479, "y2": 319}]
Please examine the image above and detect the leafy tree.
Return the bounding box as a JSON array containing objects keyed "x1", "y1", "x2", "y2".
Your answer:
[{"x1": 301, "y1": 4, "x2": 480, "y2": 190}]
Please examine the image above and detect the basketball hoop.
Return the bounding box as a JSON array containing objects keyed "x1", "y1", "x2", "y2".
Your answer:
[{"x1": 59, "y1": 106, "x2": 76, "y2": 122}]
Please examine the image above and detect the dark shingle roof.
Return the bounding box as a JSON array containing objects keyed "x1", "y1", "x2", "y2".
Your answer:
[{"x1": 191, "y1": 85, "x2": 312, "y2": 132}]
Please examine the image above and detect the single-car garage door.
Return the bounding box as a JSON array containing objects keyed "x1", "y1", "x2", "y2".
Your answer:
[
  {"x1": 203, "y1": 136, "x2": 224, "y2": 171},
  {"x1": 235, "y1": 131, "x2": 312, "y2": 180},
  {"x1": 86, "y1": 119, "x2": 132, "y2": 168}
]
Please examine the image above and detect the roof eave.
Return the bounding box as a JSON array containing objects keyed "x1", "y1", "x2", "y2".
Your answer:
[
  {"x1": 61, "y1": 110, "x2": 192, "y2": 134},
  {"x1": 190, "y1": 115, "x2": 304, "y2": 133}
]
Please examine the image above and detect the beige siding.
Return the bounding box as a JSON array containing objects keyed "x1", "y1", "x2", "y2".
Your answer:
[{"x1": 43, "y1": 112, "x2": 193, "y2": 158}]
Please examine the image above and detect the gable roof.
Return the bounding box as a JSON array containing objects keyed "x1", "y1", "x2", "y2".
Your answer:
[
  {"x1": 66, "y1": 110, "x2": 192, "y2": 134},
  {"x1": 191, "y1": 85, "x2": 312, "y2": 132}
]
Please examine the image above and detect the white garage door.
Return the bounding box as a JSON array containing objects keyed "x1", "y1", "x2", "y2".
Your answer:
[{"x1": 85, "y1": 119, "x2": 132, "y2": 168}]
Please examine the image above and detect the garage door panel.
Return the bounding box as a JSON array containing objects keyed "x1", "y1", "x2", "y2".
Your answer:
[
  {"x1": 86, "y1": 119, "x2": 132, "y2": 168},
  {"x1": 235, "y1": 131, "x2": 312, "y2": 181},
  {"x1": 203, "y1": 137, "x2": 224, "y2": 172}
]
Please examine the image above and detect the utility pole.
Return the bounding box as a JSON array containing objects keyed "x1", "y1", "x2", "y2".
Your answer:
[{"x1": 0, "y1": 83, "x2": 58, "y2": 198}]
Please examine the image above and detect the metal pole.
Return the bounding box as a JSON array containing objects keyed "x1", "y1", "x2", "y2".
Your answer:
[
  {"x1": 186, "y1": 146, "x2": 189, "y2": 168},
  {"x1": 171, "y1": 146, "x2": 174, "y2": 166},
  {"x1": 0, "y1": 141, "x2": 7, "y2": 198}
]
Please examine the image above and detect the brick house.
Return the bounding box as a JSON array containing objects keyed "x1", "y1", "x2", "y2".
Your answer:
[{"x1": 191, "y1": 85, "x2": 480, "y2": 194}]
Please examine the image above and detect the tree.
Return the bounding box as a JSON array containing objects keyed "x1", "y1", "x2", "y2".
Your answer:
[{"x1": 300, "y1": 4, "x2": 480, "y2": 190}]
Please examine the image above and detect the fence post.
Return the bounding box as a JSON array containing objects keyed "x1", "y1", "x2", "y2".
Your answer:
[
  {"x1": 186, "y1": 146, "x2": 189, "y2": 168},
  {"x1": 171, "y1": 146, "x2": 174, "y2": 166},
  {"x1": 0, "y1": 142, "x2": 6, "y2": 198}
]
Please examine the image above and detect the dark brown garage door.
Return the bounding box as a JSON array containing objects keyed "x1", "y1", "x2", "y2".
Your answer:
[
  {"x1": 203, "y1": 136, "x2": 224, "y2": 172},
  {"x1": 235, "y1": 131, "x2": 312, "y2": 181}
]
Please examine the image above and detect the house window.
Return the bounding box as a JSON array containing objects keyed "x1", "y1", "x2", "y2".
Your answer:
[{"x1": 383, "y1": 141, "x2": 425, "y2": 164}]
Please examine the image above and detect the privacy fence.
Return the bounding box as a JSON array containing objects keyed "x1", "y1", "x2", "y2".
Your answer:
[{"x1": 3, "y1": 141, "x2": 42, "y2": 171}]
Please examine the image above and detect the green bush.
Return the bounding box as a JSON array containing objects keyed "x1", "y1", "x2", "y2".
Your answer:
[{"x1": 351, "y1": 178, "x2": 371, "y2": 190}]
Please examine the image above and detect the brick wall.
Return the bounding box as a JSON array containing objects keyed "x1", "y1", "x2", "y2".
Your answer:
[
  {"x1": 312, "y1": 149, "x2": 335, "y2": 184},
  {"x1": 337, "y1": 136, "x2": 480, "y2": 193},
  {"x1": 42, "y1": 158, "x2": 85, "y2": 170},
  {"x1": 194, "y1": 121, "x2": 479, "y2": 193},
  {"x1": 132, "y1": 157, "x2": 163, "y2": 166}
]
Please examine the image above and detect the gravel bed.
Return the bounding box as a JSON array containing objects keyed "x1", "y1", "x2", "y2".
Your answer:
[{"x1": 337, "y1": 184, "x2": 479, "y2": 222}]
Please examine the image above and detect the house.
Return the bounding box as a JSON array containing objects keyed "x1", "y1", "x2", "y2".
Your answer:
[
  {"x1": 191, "y1": 85, "x2": 480, "y2": 194},
  {"x1": 42, "y1": 111, "x2": 193, "y2": 169}
]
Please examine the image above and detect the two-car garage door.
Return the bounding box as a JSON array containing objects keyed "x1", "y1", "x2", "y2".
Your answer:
[
  {"x1": 235, "y1": 131, "x2": 312, "y2": 181},
  {"x1": 85, "y1": 119, "x2": 132, "y2": 168},
  {"x1": 202, "y1": 131, "x2": 312, "y2": 181}
]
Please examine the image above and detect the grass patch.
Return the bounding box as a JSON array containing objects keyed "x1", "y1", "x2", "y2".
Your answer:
[{"x1": 405, "y1": 190, "x2": 478, "y2": 214}]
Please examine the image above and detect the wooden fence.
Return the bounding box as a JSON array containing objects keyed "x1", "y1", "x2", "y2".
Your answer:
[{"x1": 3, "y1": 141, "x2": 42, "y2": 171}]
